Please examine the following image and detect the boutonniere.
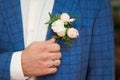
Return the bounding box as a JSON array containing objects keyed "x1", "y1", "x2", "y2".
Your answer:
[{"x1": 45, "y1": 13, "x2": 79, "y2": 45}]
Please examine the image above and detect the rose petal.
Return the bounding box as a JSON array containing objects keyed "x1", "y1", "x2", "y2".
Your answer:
[
  {"x1": 60, "y1": 13, "x2": 70, "y2": 22},
  {"x1": 69, "y1": 18, "x2": 75, "y2": 22}
]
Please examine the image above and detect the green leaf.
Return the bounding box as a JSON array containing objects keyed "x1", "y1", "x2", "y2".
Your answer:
[
  {"x1": 45, "y1": 13, "x2": 61, "y2": 25},
  {"x1": 71, "y1": 11, "x2": 75, "y2": 18},
  {"x1": 61, "y1": 35, "x2": 73, "y2": 46},
  {"x1": 53, "y1": 13, "x2": 60, "y2": 20},
  {"x1": 56, "y1": 14, "x2": 60, "y2": 19},
  {"x1": 52, "y1": 35, "x2": 60, "y2": 38},
  {"x1": 45, "y1": 20, "x2": 52, "y2": 24},
  {"x1": 49, "y1": 12, "x2": 53, "y2": 19}
]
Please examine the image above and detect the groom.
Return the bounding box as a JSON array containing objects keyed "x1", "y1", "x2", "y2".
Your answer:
[{"x1": 0, "y1": 0, "x2": 114, "y2": 80}]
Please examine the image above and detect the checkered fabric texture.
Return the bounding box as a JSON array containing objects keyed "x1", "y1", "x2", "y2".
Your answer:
[{"x1": 0, "y1": 0, "x2": 114, "y2": 80}]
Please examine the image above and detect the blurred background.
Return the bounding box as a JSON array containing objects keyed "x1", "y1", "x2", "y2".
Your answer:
[{"x1": 111, "y1": 0, "x2": 120, "y2": 80}]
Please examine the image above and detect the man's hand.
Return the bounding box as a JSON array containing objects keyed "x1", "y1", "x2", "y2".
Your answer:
[{"x1": 21, "y1": 38, "x2": 61, "y2": 77}]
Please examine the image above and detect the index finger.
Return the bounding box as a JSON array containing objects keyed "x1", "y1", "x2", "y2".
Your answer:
[{"x1": 46, "y1": 43, "x2": 60, "y2": 52}]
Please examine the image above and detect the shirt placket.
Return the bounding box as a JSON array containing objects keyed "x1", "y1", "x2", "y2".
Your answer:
[{"x1": 26, "y1": 0, "x2": 40, "y2": 47}]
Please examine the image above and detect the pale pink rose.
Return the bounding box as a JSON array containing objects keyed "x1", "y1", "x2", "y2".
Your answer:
[
  {"x1": 60, "y1": 13, "x2": 70, "y2": 22},
  {"x1": 67, "y1": 28, "x2": 79, "y2": 38}
]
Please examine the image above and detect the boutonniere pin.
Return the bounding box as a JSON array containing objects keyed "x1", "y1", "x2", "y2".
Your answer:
[{"x1": 45, "y1": 13, "x2": 79, "y2": 45}]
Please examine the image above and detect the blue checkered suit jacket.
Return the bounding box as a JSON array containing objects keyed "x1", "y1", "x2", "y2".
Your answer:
[{"x1": 0, "y1": 0, "x2": 114, "y2": 80}]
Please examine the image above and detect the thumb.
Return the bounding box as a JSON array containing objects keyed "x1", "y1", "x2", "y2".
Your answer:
[{"x1": 46, "y1": 38, "x2": 56, "y2": 44}]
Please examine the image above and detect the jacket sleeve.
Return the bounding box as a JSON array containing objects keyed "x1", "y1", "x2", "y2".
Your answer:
[
  {"x1": 0, "y1": 52, "x2": 13, "y2": 80},
  {"x1": 87, "y1": 0, "x2": 115, "y2": 80},
  {"x1": 0, "y1": 2, "x2": 13, "y2": 80},
  {"x1": 0, "y1": 2, "x2": 12, "y2": 80}
]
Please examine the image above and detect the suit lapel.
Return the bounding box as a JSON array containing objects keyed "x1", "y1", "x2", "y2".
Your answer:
[{"x1": 1, "y1": 0, "x2": 24, "y2": 50}]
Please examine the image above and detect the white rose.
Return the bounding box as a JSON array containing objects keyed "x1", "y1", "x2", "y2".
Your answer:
[
  {"x1": 56, "y1": 31, "x2": 66, "y2": 37},
  {"x1": 51, "y1": 20, "x2": 66, "y2": 37}
]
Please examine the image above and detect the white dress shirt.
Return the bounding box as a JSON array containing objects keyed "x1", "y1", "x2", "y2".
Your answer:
[{"x1": 10, "y1": 0, "x2": 54, "y2": 80}]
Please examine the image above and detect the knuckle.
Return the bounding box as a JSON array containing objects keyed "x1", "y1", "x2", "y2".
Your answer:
[
  {"x1": 43, "y1": 55, "x2": 49, "y2": 60},
  {"x1": 49, "y1": 54, "x2": 54, "y2": 59},
  {"x1": 39, "y1": 45, "x2": 47, "y2": 51},
  {"x1": 38, "y1": 60, "x2": 44, "y2": 65},
  {"x1": 42, "y1": 61, "x2": 49, "y2": 67},
  {"x1": 40, "y1": 53, "x2": 49, "y2": 61}
]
